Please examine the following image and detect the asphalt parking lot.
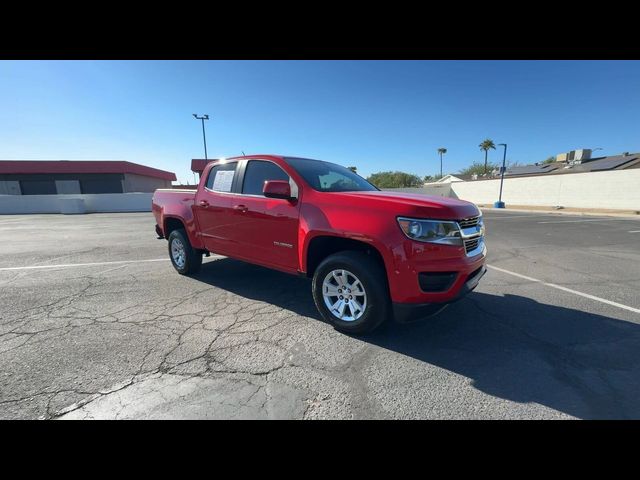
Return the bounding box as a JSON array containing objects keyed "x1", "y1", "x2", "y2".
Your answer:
[{"x1": 1, "y1": 210, "x2": 639, "y2": 419}]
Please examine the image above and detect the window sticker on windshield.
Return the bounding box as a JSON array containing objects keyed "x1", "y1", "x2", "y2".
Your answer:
[{"x1": 212, "y1": 170, "x2": 234, "y2": 192}]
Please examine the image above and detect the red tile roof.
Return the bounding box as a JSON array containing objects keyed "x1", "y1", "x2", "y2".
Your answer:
[
  {"x1": 191, "y1": 158, "x2": 212, "y2": 174},
  {"x1": 0, "y1": 160, "x2": 176, "y2": 181}
]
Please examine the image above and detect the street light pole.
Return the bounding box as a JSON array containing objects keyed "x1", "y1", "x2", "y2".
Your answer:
[
  {"x1": 495, "y1": 143, "x2": 507, "y2": 208},
  {"x1": 192, "y1": 114, "x2": 210, "y2": 160}
]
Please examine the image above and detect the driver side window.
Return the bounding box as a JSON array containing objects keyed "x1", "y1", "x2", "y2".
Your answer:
[{"x1": 242, "y1": 160, "x2": 289, "y2": 196}]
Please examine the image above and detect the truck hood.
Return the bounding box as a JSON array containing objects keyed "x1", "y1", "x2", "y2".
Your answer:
[{"x1": 330, "y1": 190, "x2": 480, "y2": 220}]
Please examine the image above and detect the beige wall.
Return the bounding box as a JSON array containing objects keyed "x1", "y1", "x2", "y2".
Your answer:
[
  {"x1": 0, "y1": 180, "x2": 21, "y2": 195},
  {"x1": 123, "y1": 173, "x2": 171, "y2": 193},
  {"x1": 55, "y1": 180, "x2": 81, "y2": 194}
]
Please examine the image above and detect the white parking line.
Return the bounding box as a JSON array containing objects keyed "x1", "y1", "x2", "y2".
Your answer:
[
  {"x1": 0, "y1": 255, "x2": 226, "y2": 272},
  {"x1": 487, "y1": 264, "x2": 640, "y2": 315},
  {"x1": 537, "y1": 219, "x2": 632, "y2": 224},
  {"x1": 4, "y1": 257, "x2": 638, "y2": 315},
  {"x1": 0, "y1": 258, "x2": 169, "y2": 272},
  {"x1": 482, "y1": 215, "x2": 552, "y2": 220},
  {"x1": 629, "y1": 230, "x2": 640, "y2": 233}
]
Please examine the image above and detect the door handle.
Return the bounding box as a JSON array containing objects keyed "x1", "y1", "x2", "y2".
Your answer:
[
  {"x1": 199, "y1": 200, "x2": 210, "y2": 207},
  {"x1": 233, "y1": 204, "x2": 248, "y2": 213}
]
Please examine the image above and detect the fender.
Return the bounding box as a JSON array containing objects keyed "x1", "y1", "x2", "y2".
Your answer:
[{"x1": 153, "y1": 190, "x2": 205, "y2": 250}]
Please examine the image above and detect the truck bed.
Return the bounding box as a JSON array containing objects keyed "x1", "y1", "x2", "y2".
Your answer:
[
  {"x1": 152, "y1": 189, "x2": 197, "y2": 238},
  {"x1": 152, "y1": 189, "x2": 196, "y2": 208}
]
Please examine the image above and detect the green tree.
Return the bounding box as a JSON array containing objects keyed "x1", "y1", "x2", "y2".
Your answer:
[
  {"x1": 437, "y1": 147, "x2": 447, "y2": 178},
  {"x1": 367, "y1": 171, "x2": 423, "y2": 188},
  {"x1": 541, "y1": 156, "x2": 556, "y2": 164},
  {"x1": 347, "y1": 166, "x2": 357, "y2": 173},
  {"x1": 458, "y1": 161, "x2": 499, "y2": 177},
  {"x1": 425, "y1": 173, "x2": 446, "y2": 182},
  {"x1": 479, "y1": 139, "x2": 496, "y2": 174}
]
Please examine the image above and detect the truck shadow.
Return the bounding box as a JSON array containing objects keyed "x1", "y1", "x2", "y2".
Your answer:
[{"x1": 194, "y1": 257, "x2": 640, "y2": 419}]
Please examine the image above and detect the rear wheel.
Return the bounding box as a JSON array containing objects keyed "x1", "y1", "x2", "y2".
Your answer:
[
  {"x1": 168, "y1": 229, "x2": 202, "y2": 275},
  {"x1": 312, "y1": 251, "x2": 390, "y2": 334}
]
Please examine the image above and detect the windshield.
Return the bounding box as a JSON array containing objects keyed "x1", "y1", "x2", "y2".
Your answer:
[{"x1": 284, "y1": 157, "x2": 379, "y2": 192}]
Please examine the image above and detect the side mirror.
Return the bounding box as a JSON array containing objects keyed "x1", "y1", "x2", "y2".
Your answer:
[{"x1": 263, "y1": 180, "x2": 292, "y2": 200}]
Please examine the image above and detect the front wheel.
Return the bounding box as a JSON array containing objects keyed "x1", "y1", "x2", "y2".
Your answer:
[
  {"x1": 168, "y1": 229, "x2": 202, "y2": 275},
  {"x1": 312, "y1": 251, "x2": 390, "y2": 334}
]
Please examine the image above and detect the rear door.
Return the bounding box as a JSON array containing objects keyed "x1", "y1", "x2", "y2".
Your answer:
[
  {"x1": 226, "y1": 159, "x2": 301, "y2": 271},
  {"x1": 193, "y1": 161, "x2": 239, "y2": 255}
]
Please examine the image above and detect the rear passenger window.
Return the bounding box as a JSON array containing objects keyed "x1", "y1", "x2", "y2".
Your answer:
[
  {"x1": 242, "y1": 161, "x2": 289, "y2": 196},
  {"x1": 206, "y1": 162, "x2": 237, "y2": 192}
]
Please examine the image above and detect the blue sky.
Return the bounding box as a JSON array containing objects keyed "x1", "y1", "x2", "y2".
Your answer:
[{"x1": 1, "y1": 60, "x2": 639, "y2": 184}]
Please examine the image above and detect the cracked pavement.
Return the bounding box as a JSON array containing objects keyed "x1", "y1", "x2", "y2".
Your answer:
[{"x1": 1, "y1": 211, "x2": 639, "y2": 419}]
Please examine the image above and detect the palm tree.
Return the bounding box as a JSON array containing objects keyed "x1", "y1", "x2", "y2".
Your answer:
[
  {"x1": 437, "y1": 148, "x2": 447, "y2": 178},
  {"x1": 479, "y1": 139, "x2": 496, "y2": 174}
]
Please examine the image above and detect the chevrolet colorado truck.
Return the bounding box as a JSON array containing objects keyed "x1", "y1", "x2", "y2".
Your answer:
[{"x1": 152, "y1": 155, "x2": 486, "y2": 334}]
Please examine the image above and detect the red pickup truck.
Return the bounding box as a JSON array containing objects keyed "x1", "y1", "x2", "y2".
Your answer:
[{"x1": 152, "y1": 155, "x2": 486, "y2": 333}]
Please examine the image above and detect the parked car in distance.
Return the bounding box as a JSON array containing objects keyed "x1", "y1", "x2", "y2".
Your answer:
[{"x1": 152, "y1": 155, "x2": 486, "y2": 334}]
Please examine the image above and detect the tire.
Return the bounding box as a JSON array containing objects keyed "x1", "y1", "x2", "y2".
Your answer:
[
  {"x1": 167, "y1": 228, "x2": 202, "y2": 275},
  {"x1": 312, "y1": 251, "x2": 390, "y2": 334}
]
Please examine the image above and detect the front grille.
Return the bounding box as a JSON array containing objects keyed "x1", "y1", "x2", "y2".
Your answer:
[
  {"x1": 458, "y1": 215, "x2": 480, "y2": 229},
  {"x1": 458, "y1": 215, "x2": 484, "y2": 256},
  {"x1": 464, "y1": 237, "x2": 481, "y2": 254}
]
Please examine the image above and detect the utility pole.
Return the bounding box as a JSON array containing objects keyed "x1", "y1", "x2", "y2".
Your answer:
[
  {"x1": 495, "y1": 143, "x2": 507, "y2": 208},
  {"x1": 192, "y1": 114, "x2": 210, "y2": 160},
  {"x1": 437, "y1": 148, "x2": 447, "y2": 179}
]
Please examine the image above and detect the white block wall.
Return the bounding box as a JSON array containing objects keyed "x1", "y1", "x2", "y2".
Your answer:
[
  {"x1": 389, "y1": 170, "x2": 640, "y2": 211},
  {"x1": 450, "y1": 170, "x2": 640, "y2": 210},
  {"x1": 383, "y1": 184, "x2": 452, "y2": 197},
  {"x1": 0, "y1": 193, "x2": 153, "y2": 214}
]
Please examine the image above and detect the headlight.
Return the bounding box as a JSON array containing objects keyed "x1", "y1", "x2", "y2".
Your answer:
[{"x1": 397, "y1": 217, "x2": 462, "y2": 246}]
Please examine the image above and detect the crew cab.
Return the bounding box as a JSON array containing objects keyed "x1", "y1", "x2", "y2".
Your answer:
[{"x1": 152, "y1": 155, "x2": 486, "y2": 333}]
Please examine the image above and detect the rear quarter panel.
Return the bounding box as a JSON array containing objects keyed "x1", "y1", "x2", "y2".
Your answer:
[{"x1": 152, "y1": 189, "x2": 204, "y2": 249}]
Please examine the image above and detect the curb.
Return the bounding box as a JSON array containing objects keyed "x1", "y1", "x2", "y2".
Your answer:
[{"x1": 479, "y1": 207, "x2": 640, "y2": 218}]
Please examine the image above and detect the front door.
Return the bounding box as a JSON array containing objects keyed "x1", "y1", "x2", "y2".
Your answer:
[{"x1": 227, "y1": 159, "x2": 300, "y2": 271}]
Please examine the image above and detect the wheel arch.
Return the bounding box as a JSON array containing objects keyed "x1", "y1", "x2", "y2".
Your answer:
[
  {"x1": 164, "y1": 216, "x2": 186, "y2": 237},
  {"x1": 162, "y1": 214, "x2": 204, "y2": 250},
  {"x1": 304, "y1": 234, "x2": 388, "y2": 279}
]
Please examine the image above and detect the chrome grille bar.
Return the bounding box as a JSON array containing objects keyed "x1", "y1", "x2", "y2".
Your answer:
[
  {"x1": 458, "y1": 215, "x2": 480, "y2": 229},
  {"x1": 457, "y1": 215, "x2": 484, "y2": 256}
]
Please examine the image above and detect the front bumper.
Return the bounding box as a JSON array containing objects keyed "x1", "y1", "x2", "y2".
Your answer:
[
  {"x1": 392, "y1": 264, "x2": 486, "y2": 323},
  {"x1": 388, "y1": 238, "x2": 487, "y2": 304}
]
